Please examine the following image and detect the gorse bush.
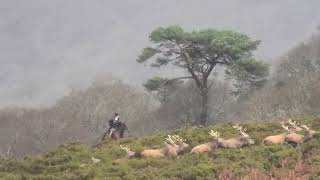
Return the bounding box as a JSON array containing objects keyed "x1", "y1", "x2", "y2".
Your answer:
[{"x1": 0, "y1": 117, "x2": 319, "y2": 179}]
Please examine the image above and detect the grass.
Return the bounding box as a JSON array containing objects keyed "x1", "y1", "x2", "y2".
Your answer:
[{"x1": 0, "y1": 117, "x2": 319, "y2": 180}]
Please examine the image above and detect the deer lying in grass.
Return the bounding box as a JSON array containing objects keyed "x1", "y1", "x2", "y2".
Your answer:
[
  {"x1": 285, "y1": 120, "x2": 317, "y2": 144},
  {"x1": 190, "y1": 124, "x2": 254, "y2": 154},
  {"x1": 190, "y1": 131, "x2": 219, "y2": 154},
  {"x1": 285, "y1": 120, "x2": 304, "y2": 144},
  {"x1": 215, "y1": 124, "x2": 255, "y2": 148},
  {"x1": 262, "y1": 122, "x2": 291, "y2": 145},
  {"x1": 141, "y1": 135, "x2": 189, "y2": 158},
  {"x1": 120, "y1": 135, "x2": 189, "y2": 158},
  {"x1": 120, "y1": 145, "x2": 136, "y2": 158}
]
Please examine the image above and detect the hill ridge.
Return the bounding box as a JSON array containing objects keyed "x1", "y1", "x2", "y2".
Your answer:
[{"x1": 0, "y1": 117, "x2": 319, "y2": 179}]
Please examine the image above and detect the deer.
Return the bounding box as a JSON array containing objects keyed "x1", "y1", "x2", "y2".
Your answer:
[
  {"x1": 285, "y1": 120, "x2": 317, "y2": 144},
  {"x1": 214, "y1": 124, "x2": 255, "y2": 148},
  {"x1": 168, "y1": 134, "x2": 190, "y2": 155},
  {"x1": 141, "y1": 134, "x2": 189, "y2": 158},
  {"x1": 285, "y1": 119, "x2": 305, "y2": 144},
  {"x1": 300, "y1": 124, "x2": 317, "y2": 141},
  {"x1": 120, "y1": 134, "x2": 189, "y2": 158},
  {"x1": 190, "y1": 131, "x2": 219, "y2": 154},
  {"x1": 120, "y1": 145, "x2": 136, "y2": 158},
  {"x1": 262, "y1": 122, "x2": 292, "y2": 145}
]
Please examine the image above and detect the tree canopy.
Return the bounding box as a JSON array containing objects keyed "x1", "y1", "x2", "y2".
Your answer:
[{"x1": 137, "y1": 25, "x2": 269, "y2": 124}]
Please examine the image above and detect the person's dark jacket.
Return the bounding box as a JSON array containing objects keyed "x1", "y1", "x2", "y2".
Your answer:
[{"x1": 108, "y1": 118, "x2": 120, "y2": 129}]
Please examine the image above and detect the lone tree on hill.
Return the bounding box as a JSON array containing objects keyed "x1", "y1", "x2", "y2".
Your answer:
[{"x1": 137, "y1": 25, "x2": 269, "y2": 125}]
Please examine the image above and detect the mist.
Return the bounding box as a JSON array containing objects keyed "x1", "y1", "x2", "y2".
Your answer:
[{"x1": 1, "y1": 0, "x2": 320, "y2": 108}]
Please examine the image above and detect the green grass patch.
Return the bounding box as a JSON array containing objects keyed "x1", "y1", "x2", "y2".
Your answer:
[{"x1": 0, "y1": 117, "x2": 319, "y2": 179}]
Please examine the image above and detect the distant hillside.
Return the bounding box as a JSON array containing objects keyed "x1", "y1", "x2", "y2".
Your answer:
[
  {"x1": 233, "y1": 32, "x2": 320, "y2": 122},
  {"x1": 0, "y1": 79, "x2": 159, "y2": 157},
  {"x1": 0, "y1": 117, "x2": 319, "y2": 180}
]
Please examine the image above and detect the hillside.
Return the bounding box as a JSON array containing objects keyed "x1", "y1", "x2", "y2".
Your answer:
[{"x1": 0, "y1": 117, "x2": 319, "y2": 180}]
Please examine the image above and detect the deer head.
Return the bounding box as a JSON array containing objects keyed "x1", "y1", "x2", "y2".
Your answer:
[
  {"x1": 165, "y1": 134, "x2": 188, "y2": 146},
  {"x1": 120, "y1": 145, "x2": 136, "y2": 158},
  {"x1": 232, "y1": 124, "x2": 254, "y2": 145},
  {"x1": 281, "y1": 122, "x2": 291, "y2": 132},
  {"x1": 172, "y1": 134, "x2": 189, "y2": 150},
  {"x1": 164, "y1": 134, "x2": 189, "y2": 155}
]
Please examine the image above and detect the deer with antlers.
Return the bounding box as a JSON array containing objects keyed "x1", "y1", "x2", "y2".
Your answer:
[
  {"x1": 190, "y1": 130, "x2": 219, "y2": 154},
  {"x1": 193, "y1": 124, "x2": 255, "y2": 151},
  {"x1": 120, "y1": 134, "x2": 189, "y2": 158},
  {"x1": 262, "y1": 122, "x2": 292, "y2": 145},
  {"x1": 285, "y1": 119, "x2": 317, "y2": 144},
  {"x1": 119, "y1": 145, "x2": 136, "y2": 158},
  {"x1": 214, "y1": 124, "x2": 255, "y2": 148}
]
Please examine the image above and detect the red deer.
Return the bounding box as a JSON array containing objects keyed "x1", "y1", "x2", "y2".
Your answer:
[
  {"x1": 120, "y1": 145, "x2": 136, "y2": 158},
  {"x1": 285, "y1": 120, "x2": 304, "y2": 144},
  {"x1": 190, "y1": 131, "x2": 219, "y2": 154},
  {"x1": 120, "y1": 135, "x2": 189, "y2": 158},
  {"x1": 262, "y1": 122, "x2": 291, "y2": 145},
  {"x1": 191, "y1": 124, "x2": 254, "y2": 154},
  {"x1": 285, "y1": 120, "x2": 317, "y2": 144},
  {"x1": 215, "y1": 124, "x2": 255, "y2": 148}
]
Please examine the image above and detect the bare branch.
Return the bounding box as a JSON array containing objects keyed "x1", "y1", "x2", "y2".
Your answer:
[{"x1": 163, "y1": 76, "x2": 193, "y2": 86}]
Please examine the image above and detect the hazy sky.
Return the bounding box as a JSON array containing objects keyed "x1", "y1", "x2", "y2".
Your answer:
[{"x1": 1, "y1": 0, "x2": 320, "y2": 108}]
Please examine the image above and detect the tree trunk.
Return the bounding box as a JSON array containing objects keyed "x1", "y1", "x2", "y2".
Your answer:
[{"x1": 200, "y1": 88, "x2": 208, "y2": 125}]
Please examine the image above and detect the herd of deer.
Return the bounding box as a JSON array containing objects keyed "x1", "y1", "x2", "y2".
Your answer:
[{"x1": 119, "y1": 119, "x2": 317, "y2": 159}]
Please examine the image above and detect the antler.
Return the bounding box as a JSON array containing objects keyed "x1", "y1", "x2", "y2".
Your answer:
[
  {"x1": 301, "y1": 124, "x2": 310, "y2": 131},
  {"x1": 209, "y1": 130, "x2": 220, "y2": 139},
  {"x1": 120, "y1": 145, "x2": 130, "y2": 152},
  {"x1": 232, "y1": 124, "x2": 250, "y2": 138},
  {"x1": 281, "y1": 122, "x2": 290, "y2": 132},
  {"x1": 171, "y1": 135, "x2": 186, "y2": 143},
  {"x1": 165, "y1": 135, "x2": 176, "y2": 144},
  {"x1": 287, "y1": 119, "x2": 302, "y2": 131},
  {"x1": 232, "y1": 124, "x2": 247, "y2": 133}
]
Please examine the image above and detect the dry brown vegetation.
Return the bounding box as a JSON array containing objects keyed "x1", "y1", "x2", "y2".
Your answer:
[{"x1": 219, "y1": 160, "x2": 311, "y2": 180}]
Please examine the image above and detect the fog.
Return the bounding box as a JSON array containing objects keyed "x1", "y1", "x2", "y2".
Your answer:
[{"x1": 0, "y1": 0, "x2": 320, "y2": 108}]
